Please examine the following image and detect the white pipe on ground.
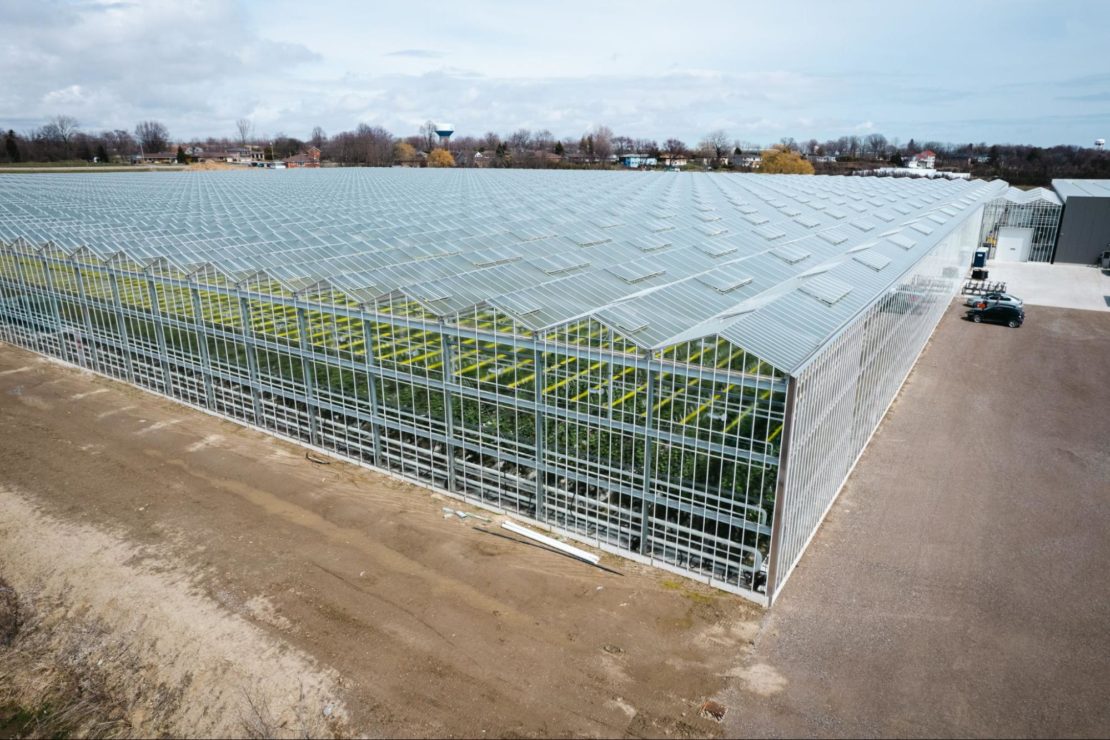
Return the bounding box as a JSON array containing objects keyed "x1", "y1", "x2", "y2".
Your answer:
[{"x1": 501, "y1": 521, "x2": 601, "y2": 565}]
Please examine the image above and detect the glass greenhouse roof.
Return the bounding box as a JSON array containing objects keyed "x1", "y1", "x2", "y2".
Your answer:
[{"x1": 0, "y1": 169, "x2": 1006, "y2": 374}]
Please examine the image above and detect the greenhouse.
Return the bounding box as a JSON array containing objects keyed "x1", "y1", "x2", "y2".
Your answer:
[
  {"x1": 0, "y1": 169, "x2": 1005, "y2": 604},
  {"x1": 978, "y1": 186, "x2": 1063, "y2": 262}
]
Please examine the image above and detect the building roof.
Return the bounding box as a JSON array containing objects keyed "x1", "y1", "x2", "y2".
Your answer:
[
  {"x1": 0, "y1": 170, "x2": 1005, "y2": 375},
  {"x1": 999, "y1": 186, "x2": 1062, "y2": 206},
  {"x1": 1052, "y1": 178, "x2": 1110, "y2": 201}
]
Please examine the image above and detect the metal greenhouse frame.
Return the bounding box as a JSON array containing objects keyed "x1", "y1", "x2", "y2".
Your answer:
[
  {"x1": 978, "y1": 186, "x2": 1063, "y2": 262},
  {"x1": 0, "y1": 170, "x2": 1005, "y2": 604}
]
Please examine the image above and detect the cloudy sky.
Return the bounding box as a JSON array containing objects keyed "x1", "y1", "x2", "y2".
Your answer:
[{"x1": 2, "y1": 0, "x2": 1108, "y2": 147}]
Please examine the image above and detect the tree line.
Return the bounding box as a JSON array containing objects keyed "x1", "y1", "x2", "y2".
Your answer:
[{"x1": 2, "y1": 114, "x2": 1106, "y2": 184}]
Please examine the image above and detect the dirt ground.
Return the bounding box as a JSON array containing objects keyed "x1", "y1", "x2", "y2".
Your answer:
[
  {"x1": 2, "y1": 302, "x2": 1108, "y2": 738},
  {"x1": 720, "y1": 305, "x2": 1110, "y2": 738},
  {"x1": 0, "y1": 344, "x2": 759, "y2": 738}
]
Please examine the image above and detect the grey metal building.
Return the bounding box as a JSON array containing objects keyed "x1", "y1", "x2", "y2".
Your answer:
[
  {"x1": 1052, "y1": 179, "x2": 1110, "y2": 264},
  {"x1": 0, "y1": 170, "x2": 1004, "y2": 604}
]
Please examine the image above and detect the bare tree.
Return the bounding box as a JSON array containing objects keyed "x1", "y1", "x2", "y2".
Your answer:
[
  {"x1": 134, "y1": 120, "x2": 170, "y2": 153},
  {"x1": 419, "y1": 120, "x2": 437, "y2": 151},
  {"x1": 865, "y1": 133, "x2": 889, "y2": 159},
  {"x1": 236, "y1": 118, "x2": 254, "y2": 145},
  {"x1": 590, "y1": 125, "x2": 613, "y2": 164},
  {"x1": 699, "y1": 130, "x2": 730, "y2": 165},
  {"x1": 41, "y1": 115, "x2": 79, "y2": 156},
  {"x1": 309, "y1": 126, "x2": 327, "y2": 149},
  {"x1": 664, "y1": 138, "x2": 687, "y2": 156}
]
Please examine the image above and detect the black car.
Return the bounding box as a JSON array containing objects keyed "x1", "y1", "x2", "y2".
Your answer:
[{"x1": 966, "y1": 303, "x2": 1024, "y2": 328}]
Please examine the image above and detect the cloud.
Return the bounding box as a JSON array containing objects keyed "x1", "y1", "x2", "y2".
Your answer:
[{"x1": 385, "y1": 49, "x2": 446, "y2": 59}]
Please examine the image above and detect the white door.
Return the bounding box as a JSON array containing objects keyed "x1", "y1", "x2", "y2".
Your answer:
[{"x1": 995, "y1": 227, "x2": 1034, "y2": 262}]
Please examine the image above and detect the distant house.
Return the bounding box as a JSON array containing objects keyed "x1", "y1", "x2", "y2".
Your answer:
[
  {"x1": 131, "y1": 151, "x2": 177, "y2": 165},
  {"x1": 227, "y1": 146, "x2": 266, "y2": 164},
  {"x1": 657, "y1": 153, "x2": 688, "y2": 168},
  {"x1": 907, "y1": 150, "x2": 937, "y2": 169},
  {"x1": 619, "y1": 153, "x2": 657, "y2": 168},
  {"x1": 730, "y1": 153, "x2": 762, "y2": 169},
  {"x1": 284, "y1": 146, "x2": 321, "y2": 168},
  {"x1": 810, "y1": 155, "x2": 838, "y2": 164}
]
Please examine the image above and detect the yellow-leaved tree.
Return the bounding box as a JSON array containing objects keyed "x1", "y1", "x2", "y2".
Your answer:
[
  {"x1": 393, "y1": 141, "x2": 417, "y2": 163},
  {"x1": 427, "y1": 149, "x2": 455, "y2": 167},
  {"x1": 759, "y1": 146, "x2": 815, "y2": 174}
]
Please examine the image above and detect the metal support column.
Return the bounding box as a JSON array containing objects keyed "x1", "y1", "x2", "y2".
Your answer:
[
  {"x1": 72, "y1": 266, "x2": 100, "y2": 370},
  {"x1": 765, "y1": 375, "x2": 798, "y2": 605},
  {"x1": 107, "y1": 272, "x2": 136, "y2": 382},
  {"x1": 532, "y1": 348, "x2": 547, "y2": 521},
  {"x1": 237, "y1": 296, "x2": 263, "y2": 425},
  {"x1": 440, "y1": 332, "x2": 458, "y2": 493},
  {"x1": 295, "y1": 306, "x2": 319, "y2": 445},
  {"x1": 190, "y1": 286, "x2": 218, "y2": 409},
  {"x1": 145, "y1": 276, "x2": 174, "y2": 395},
  {"x1": 638, "y1": 368, "x2": 656, "y2": 555},
  {"x1": 360, "y1": 318, "x2": 384, "y2": 467},
  {"x1": 36, "y1": 255, "x2": 68, "y2": 361}
]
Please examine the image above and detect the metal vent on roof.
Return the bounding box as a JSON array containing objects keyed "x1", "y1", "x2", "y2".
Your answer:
[
  {"x1": 512, "y1": 227, "x2": 554, "y2": 242},
  {"x1": 927, "y1": 213, "x2": 948, "y2": 225},
  {"x1": 910, "y1": 222, "x2": 934, "y2": 235},
  {"x1": 570, "y1": 230, "x2": 612, "y2": 247},
  {"x1": 592, "y1": 218, "x2": 622, "y2": 229},
  {"x1": 800, "y1": 275, "x2": 854, "y2": 306},
  {"x1": 411, "y1": 287, "x2": 452, "y2": 303},
  {"x1": 469, "y1": 247, "x2": 522, "y2": 267},
  {"x1": 697, "y1": 241, "x2": 739, "y2": 258},
  {"x1": 497, "y1": 293, "x2": 544, "y2": 317},
  {"x1": 818, "y1": 230, "x2": 849, "y2": 245},
  {"x1": 780, "y1": 206, "x2": 801, "y2": 217},
  {"x1": 697, "y1": 224, "x2": 728, "y2": 237},
  {"x1": 696, "y1": 271, "x2": 753, "y2": 293},
  {"x1": 826, "y1": 208, "x2": 847, "y2": 219},
  {"x1": 697, "y1": 212, "x2": 722, "y2": 222},
  {"x1": 648, "y1": 219, "x2": 676, "y2": 232},
  {"x1": 850, "y1": 220, "x2": 876, "y2": 232},
  {"x1": 771, "y1": 244, "x2": 811, "y2": 264},
  {"x1": 652, "y1": 209, "x2": 675, "y2": 219},
  {"x1": 602, "y1": 305, "x2": 648, "y2": 334},
  {"x1": 892, "y1": 204, "x2": 913, "y2": 215},
  {"x1": 853, "y1": 251, "x2": 892, "y2": 271},
  {"x1": 795, "y1": 216, "x2": 821, "y2": 228},
  {"x1": 743, "y1": 213, "x2": 770, "y2": 225},
  {"x1": 887, "y1": 234, "x2": 916, "y2": 249},
  {"x1": 737, "y1": 205, "x2": 759, "y2": 215},
  {"x1": 605, "y1": 260, "x2": 665, "y2": 284},
  {"x1": 873, "y1": 211, "x2": 895, "y2": 222},
  {"x1": 632, "y1": 237, "x2": 672, "y2": 253},
  {"x1": 754, "y1": 225, "x2": 786, "y2": 241},
  {"x1": 940, "y1": 207, "x2": 958, "y2": 216},
  {"x1": 696, "y1": 204, "x2": 716, "y2": 213},
  {"x1": 535, "y1": 253, "x2": 590, "y2": 275}
]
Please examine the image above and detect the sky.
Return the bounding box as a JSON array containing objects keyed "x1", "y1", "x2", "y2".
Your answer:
[{"x1": 1, "y1": 0, "x2": 1108, "y2": 147}]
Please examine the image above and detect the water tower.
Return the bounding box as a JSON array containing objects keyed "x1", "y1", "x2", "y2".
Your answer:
[
  {"x1": 1096, "y1": 138, "x2": 1106, "y2": 150},
  {"x1": 435, "y1": 122, "x2": 454, "y2": 148}
]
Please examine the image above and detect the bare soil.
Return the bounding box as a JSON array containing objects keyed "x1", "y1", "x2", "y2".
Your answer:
[{"x1": 0, "y1": 343, "x2": 759, "y2": 738}]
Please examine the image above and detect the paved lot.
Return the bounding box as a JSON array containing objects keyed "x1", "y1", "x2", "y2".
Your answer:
[
  {"x1": 983, "y1": 261, "x2": 1110, "y2": 312},
  {"x1": 720, "y1": 304, "x2": 1110, "y2": 738}
]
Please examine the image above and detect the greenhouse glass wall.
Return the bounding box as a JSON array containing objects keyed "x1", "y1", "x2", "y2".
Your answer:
[
  {"x1": 0, "y1": 170, "x2": 1005, "y2": 605},
  {"x1": 978, "y1": 187, "x2": 1063, "y2": 262}
]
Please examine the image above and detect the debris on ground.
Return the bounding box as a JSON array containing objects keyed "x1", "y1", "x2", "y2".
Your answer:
[{"x1": 699, "y1": 699, "x2": 727, "y2": 722}]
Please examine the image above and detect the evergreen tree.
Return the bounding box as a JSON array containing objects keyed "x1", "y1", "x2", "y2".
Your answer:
[
  {"x1": 4, "y1": 130, "x2": 20, "y2": 163},
  {"x1": 176, "y1": 145, "x2": 188, "y2": 164},
  {"x1": 95, "y1": 143, "x2": 109, "y2": 163}
]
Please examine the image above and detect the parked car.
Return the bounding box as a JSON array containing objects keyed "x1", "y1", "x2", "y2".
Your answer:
[
  {"x1": 964, "y1": 291, "x2": 1023, "y2": 308},
  {"x1": 966, "y1": 303, "x2": 1024, "y2": 328}
]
